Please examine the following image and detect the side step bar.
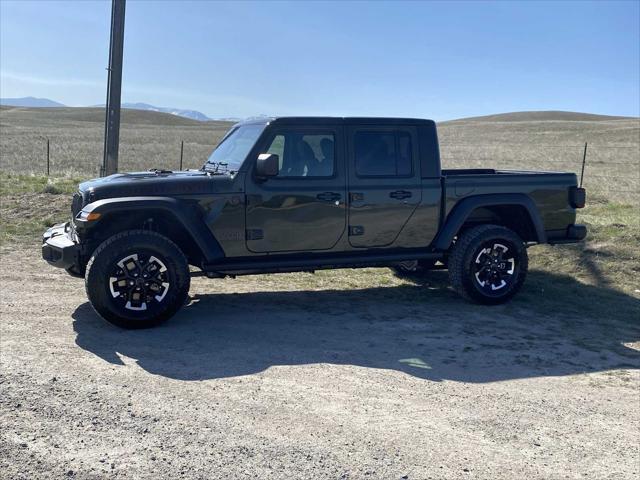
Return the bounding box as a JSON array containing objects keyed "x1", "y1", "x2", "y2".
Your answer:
[{"x1": 200, "y1": 251, "x2": 443, "y2": 277}]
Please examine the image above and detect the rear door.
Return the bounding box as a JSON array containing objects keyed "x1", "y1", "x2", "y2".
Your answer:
[
  {"x1": 346, "y1": 126, "x2": 422, "y2": 248},
  {"x1": 244, "y1": 125, "x2": 346, "y2": 253}
]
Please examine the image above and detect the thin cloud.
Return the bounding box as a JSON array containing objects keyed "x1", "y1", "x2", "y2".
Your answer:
[{"x1": 0, "y1": 71, "x2": 104, "y2": 88}]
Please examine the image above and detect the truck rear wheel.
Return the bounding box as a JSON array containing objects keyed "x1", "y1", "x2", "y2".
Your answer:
[
  {"x1": 448, "y1": 225, "x2": 528, "y2": 304},
  {"x1": 85, "y1": 230, "x2": 190, "y2": 329}
]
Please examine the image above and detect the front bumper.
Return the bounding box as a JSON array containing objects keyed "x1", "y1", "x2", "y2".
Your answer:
[
  {"x1": 42, "y1": 222, "x2": 80, "y2": 269},
  {"x1": 547, "y1": 224, "x2": 587, "y2": 245}
]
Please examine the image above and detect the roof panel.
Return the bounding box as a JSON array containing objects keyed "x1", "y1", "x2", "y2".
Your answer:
[{"x1": 237, "y1": 116, "x2": 435, "y2": 127}]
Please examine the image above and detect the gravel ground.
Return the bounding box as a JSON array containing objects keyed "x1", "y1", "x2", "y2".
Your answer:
[{"x1": 1, "y1": 244, "x2": 639, "y2": 480}]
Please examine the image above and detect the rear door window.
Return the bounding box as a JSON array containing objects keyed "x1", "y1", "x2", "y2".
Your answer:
[{"x1": 354, "y1": 131, "x2": 413, "y2": 177}]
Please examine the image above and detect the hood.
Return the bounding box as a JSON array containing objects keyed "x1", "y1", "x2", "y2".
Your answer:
[{"x1": 79, "y1": 170, "x2": 239, "y2": 201}]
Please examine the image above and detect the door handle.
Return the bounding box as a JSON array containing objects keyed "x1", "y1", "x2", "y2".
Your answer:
[
  {"x1": 389, "y1": 190, "x2": 412, "y2": 200},
  {"x1": 316, "y1": 192, "x2": 341, "y2": 202}
]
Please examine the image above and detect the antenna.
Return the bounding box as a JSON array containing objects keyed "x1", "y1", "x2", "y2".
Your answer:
[{"x1": 579, "y1": 142, "x2": 587, "y2": 188}]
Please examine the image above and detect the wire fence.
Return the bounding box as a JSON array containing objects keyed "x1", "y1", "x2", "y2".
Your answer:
[
  {"x1": 439, "y1": 143, "x2": 639, "y2": 201},
  {"x1": 0, "y1": 135, "x2": 219, "y2": 176},
  {"x1": 0, "y1": 137, "x2": 638, "y2": 201}
]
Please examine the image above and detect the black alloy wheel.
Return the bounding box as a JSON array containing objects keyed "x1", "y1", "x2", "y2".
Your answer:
[
  {"x1": 108, "y1": 253, "x2": 171, "y2": 313},
  {"x1": 471, "y1": 241, "x2": 517, "y2": 296}
]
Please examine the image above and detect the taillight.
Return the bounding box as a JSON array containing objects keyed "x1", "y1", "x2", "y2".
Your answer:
[{"x1": 570, "y1": 187, "x2": 586, "y2": 209}]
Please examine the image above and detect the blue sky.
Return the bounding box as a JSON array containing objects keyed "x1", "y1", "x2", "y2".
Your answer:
[{"x1": 1, "y1": 0, "x2": 638, "y2": 120}]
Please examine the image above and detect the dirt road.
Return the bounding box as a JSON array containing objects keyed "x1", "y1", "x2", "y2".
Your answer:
[{"x1": 1, "y1": 244, "x2": 638, "y2": 479}]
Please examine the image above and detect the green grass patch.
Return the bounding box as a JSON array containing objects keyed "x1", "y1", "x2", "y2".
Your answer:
[
  {"x1": 0, "y1": 173, "x2": 82, "y2": 245},
  {"x1": 506, "y1": 201, "x2": 640, "y2": 325},
  {"x1": 0, "y1": 172, "x2": 85, "y2": 196},
  {"x1": 0, "y1": 214, "x2": 60, "y2": 244}
]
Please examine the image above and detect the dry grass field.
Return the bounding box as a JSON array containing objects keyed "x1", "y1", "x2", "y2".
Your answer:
[
  {"x1": 1, "y1": 107, "x2": 638, "y2": 479},
  {"x1": 0, "y1": 105, "x2": 232, "y2": 176},
  {"x1": 1, "y1": 107, "x2": 638, "y2": 202},
  {"x1": 439, "y1": 111, "x2": 639, "y2": 203}
]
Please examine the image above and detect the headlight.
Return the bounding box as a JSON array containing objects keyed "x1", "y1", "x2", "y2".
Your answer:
[{"x1": 77, "y1": 210, "x2": 102, "y2": 221}]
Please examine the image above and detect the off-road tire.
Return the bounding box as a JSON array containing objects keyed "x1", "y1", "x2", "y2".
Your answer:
[
  {"x1": 85, "y1": 230, "x2": 190, "y2": 329},
  {"x1": 448, "y1": 225, "x2": 528, "y2": 305}
]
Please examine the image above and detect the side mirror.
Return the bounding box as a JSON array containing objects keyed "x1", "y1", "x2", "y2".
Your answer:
[{"x1": 255, "y1": 153, "x2": 279, "y2": 178}]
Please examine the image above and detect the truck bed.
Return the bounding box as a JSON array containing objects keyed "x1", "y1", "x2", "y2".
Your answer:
[{"x1": 441, "y1": 168, "x2": 579, "y2": 235}]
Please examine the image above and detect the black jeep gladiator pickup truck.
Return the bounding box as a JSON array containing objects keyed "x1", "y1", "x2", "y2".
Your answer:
[{"x1": 43, "y1": 117, "x2": 586, "y2": 328}]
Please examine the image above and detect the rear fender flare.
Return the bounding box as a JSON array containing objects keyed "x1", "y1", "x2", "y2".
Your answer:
[{"x1": 432, "y1": 193, "x2": 546, "y2": 251}]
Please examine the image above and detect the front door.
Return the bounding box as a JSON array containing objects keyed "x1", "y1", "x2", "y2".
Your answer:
[
  {"x1": 245, "y1": 126, "x2": 346, "y2": 253},
  {"x1": 346, "y1": 126, "x2": 422, "y2": 248}
]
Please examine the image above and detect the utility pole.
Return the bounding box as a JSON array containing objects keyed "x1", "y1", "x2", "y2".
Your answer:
[{"x1": 102, "y1": 0, "x2": 126, "y2": 176}]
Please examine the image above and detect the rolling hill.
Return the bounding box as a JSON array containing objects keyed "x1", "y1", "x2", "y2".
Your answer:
[
  {"x1": 0, "y1": 98, "x2": 213, "y2": 121},
  {"x1": 91, "y1": 102, "x2": 213, "y2": 122},
  {"x1": 0, "y1": 105, "x2": 216, "y2": 127},
  {"x1": 120, "y1": 103, "x2": 212, "y2": 122},
  {"x1": 444, "y1": 111, "x2": 636, "y2": 123}
]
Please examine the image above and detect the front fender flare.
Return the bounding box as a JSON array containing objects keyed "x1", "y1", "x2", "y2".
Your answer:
[
  {"x1": 432, "y1": 193, "x2": 546, "y2": 251},
  {"x1": 78, "y1": 196, "x2": 224, "y2": 262}
]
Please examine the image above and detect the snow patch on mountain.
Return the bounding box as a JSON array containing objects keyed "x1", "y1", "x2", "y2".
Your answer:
[{"x1": 121, "y1": 103, "x2": 212, "y2": 121}]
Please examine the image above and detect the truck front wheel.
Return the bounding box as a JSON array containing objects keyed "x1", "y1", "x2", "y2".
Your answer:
[
  {"x1": 448, "y1": 225, "x2": 528, "y2": 305},
  {"x1": 85, "y1": 230, "x2": 190, "y2": 328}
]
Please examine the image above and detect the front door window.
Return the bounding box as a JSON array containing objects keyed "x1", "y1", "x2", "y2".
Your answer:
[{"x1": 265, "y1": 133, "x2": 335, "y2": 178}]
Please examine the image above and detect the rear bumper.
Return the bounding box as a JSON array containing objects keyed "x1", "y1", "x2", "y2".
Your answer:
[
  {"x1": 42, "y1": 223, "x2": 80, "y2": 269},
  {"x1": 547, "y1": 224, "x2": 587, "y2": 245}
]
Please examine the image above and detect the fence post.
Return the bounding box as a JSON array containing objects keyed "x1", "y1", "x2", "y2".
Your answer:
[
  {"x1": 46, "y1": 137, "x2": 50, "y2": 176},
  {"x1": 580, "y1": 142, "x2": 587, "y2": 188},
  {"x1": 179, "y1": 140, "x2": 184, "y2": 170}
]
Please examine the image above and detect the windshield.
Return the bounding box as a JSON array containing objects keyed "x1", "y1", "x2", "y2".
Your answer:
[{"x1": 204, "y1": 124, "x2": 266, "y2": 172}]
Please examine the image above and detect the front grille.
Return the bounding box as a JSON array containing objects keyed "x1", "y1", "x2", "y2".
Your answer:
[{"x1": 71, "y1": 192, "x2": 83, "y2": 218}]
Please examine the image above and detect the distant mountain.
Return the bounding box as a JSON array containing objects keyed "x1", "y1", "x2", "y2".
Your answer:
[
  {"x1": 215, "y1": 116, "x2": 244, "y2": 122},
  {"x1": 0, "y1": 96, "x2": 66, "y2": 108},
  {"x1": 119, "y1": 102, "x2": 212, "y2": 121},
  {"x1": 2, "y1": 97, "x2": 223, "y2": 122}
]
